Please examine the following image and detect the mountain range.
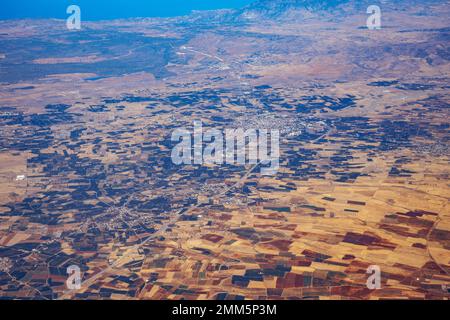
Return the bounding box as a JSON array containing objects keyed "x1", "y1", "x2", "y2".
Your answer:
[{"x1": 231, "y1": 0, "x2": 442, "y2": 22}]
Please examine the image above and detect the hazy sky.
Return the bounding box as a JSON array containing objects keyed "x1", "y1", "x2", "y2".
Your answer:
[{"x1": 1, "y1": 0, "x2": 254, "y2": 20}]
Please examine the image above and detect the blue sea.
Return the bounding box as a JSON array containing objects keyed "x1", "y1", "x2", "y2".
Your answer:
[{"x1": 1, "y1": 0, "x2": 253, "y2": 20}]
